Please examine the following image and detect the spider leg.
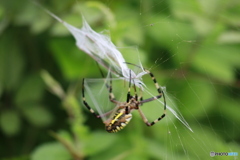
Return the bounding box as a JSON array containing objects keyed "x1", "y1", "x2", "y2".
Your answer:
[
  {"x1": 138, "y1": 69, "x2": 166, "y2": 126},
  {"x1": 123, "y1": 62, "x2": 164, "y2": 105},
  {"x1": 96, "y1": 62, "x2": 119, "y2": 104},
  {"x1": 124, "y1": 69, "x2": 133, "y2": 114},
  {"x1": 82, "y1": 71, "x2": 122, "y2": 119},
  {"x1": 138, "y1": 106, "x2": 165, "y2": 126},
  {"x1": 82, "y1": 79, "x2": 101, "y2": 118},
  {"x1": 132, "y1": 78, "x2": 138, "y2": 101},
  {"x1": 139, "y1": 69, "x2": 165, "y2": 106},
  {"x1": 104, "y1": 73, "x2": 120, "y2": 104},
  {"x1": 82, "y1": 79, "x2": 116, "y2": 120},
  {"x1": 126, "y1": 70, "x2": 132, "y2": 103},
  {"x1": 137, "y1": 88, "x2": 143, "y2": 106}
]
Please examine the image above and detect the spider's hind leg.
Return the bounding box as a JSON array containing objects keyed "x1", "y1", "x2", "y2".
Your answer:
[
  {"x1": 140, "y1": 69, "x2": 166, "y2": 109},
  {"x1": 138, "y1": 69, "x2": 167, "y2": 126},
  {"x1": 137, "y1": 107, "x2": 166, "y2": 126}
]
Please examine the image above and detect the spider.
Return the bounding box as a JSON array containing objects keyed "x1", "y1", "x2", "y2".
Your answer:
[{"x1": 82, "y1": 68, "x2": 166, "y2": 133}]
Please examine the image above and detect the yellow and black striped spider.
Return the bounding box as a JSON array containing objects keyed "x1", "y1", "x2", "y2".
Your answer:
[{"x1": 82, "y1": 68, "x2": 166, "y2": 133}]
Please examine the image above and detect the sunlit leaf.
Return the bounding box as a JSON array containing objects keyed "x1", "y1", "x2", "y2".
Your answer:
[
  {"x1": 31, "y1": 11, "x2": 52, "y2": 33},
  {"x1": 50, "y1": 14, "x2": 83, "y2": 36},
  {"x1": 41, "y1": 70, "x2": 65, "y2": 99},
  {"x1": 147, "y1": 139, "x2": 171, "y2": 159},
  {"x1": 86, "y1": 1, "x2": 115, "y2": 26},
  {"x1": 83, "y1": 131, "x2": 117, "y2": 155},
  {"x1": 22, "y1": 104, "x2": 53, "y2": 127},
  {"x1": 15, "y1": 2, "x2": 55, "y2": 33},
  {"x1": 192, "y1": 45, "x2": 235, "y2": 83},
  {"x1": 31, "y1": 142, "x2": 71, "y2": 160},
  {"x1": 218, "y1": 31, "x2": 240, "y2": 44}
]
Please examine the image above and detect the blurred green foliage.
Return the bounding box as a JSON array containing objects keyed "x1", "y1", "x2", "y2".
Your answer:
[{"x1": 0, "y1": 0, "x2": 240, "y2": 160}]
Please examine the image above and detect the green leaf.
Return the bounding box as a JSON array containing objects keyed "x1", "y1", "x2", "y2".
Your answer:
[
  {"x1": 22, "y1": 104, "x2": 53, "y2": 127},
  {"x1": 13, "y1": 1, "x2": 51, "y2": 34},
  {"x1": 145, "y1": 14, "x2": 196, "y2": 49},
  {"x1": 217, "y1": 98, "x2": 240, "y2": 140},
  {"x1": 15, "y1": 74, "x2": 45, "y2": 105},
  {"x1": 31, "y1": 11, "x2": 52, "y2": 34},
  {"x1": 114, "y1": 16, "x2": 143, "y2": 45},
  {"x1": 83, "y1": 131, "x2": 117, "y2": 155},
  {"x1": 192, "y1": 45, "x2": 235, "y2": 83},
  {"x1": 218, "y1": 31, "x2": 240, "y2": 44},
  {"x1": 221, "y1": 3, "x2": 240, "y2": 27},
  {"x1": 31, "y1": 142, "x2": 71, "y2": 160},
  {"x1": 0, "y1": 110, "x2": 21, "y2": 136},
  {"x1": 49, "y1": 38, "x2": 96, "y2": 79},
  {"x1": 72, "y1": 1, "x2": 115, "y2": 28},
  {"x1": 0, "y1": 30, "x2": 25, "y2": 91},
  {"x1": 50, "y1": 14, "x2": 83, "y2": 36},
  {"x1": 41, "y1": 70, "x2": 65, "y2": 99},
  {"x1": 174, "y1": 125, "x2": 236, "y2": 160},
  {"x1": 85, "y1": 1, "x2": 115, "y2": 25},
  {"x1": 171, "y1": 0, "x2": 220, "y2": 36},
  {"x1": 51, "y1": 130, "x2": 74, "y2": 146},
  {"x1": 175, "y1": 78, "x2": 216, "y2": 119},
  {"x1": 171, "y1": 0, "x2": 201, "y2": 17},
  {"x1": 0, "y1": 6, "x2": 8, "y2": 35},
  {"x1": 147, "y1": 139, "x2": 180, "y2": 160},
  {"x1": 0, "y1": 84, "x2": 2, "y2": 97}
]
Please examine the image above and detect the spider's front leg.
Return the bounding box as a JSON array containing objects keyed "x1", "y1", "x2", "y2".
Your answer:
[
  {"x1": 82, "y1": 78, "x2": 117, "y2": 119},
  {"x1": 104, "y1": 73, "x2": 120, "y2": 104},
  {"x1": 82, "y1": 78, "x2": 101, "y2": 118}
]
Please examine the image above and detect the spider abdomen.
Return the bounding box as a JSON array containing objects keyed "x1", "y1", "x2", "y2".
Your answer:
[{"x1": 105, "y1": 109, "x2": 132, "y2": 133}]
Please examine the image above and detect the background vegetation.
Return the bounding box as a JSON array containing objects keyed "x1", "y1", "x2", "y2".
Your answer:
[{"x1": 0, "y1": 0, "x2": 240, "y2": 160}]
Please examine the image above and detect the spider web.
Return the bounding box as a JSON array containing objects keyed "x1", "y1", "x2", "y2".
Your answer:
[
  {"x1": 38, "y1": 4, "x2": 146, "y2": 89},
  {"x1": 38, "y1": 0, "x2": 240, "y2": 159},
  {"x1": 135, "y1": 0, "x2": 240, "y2": 160},
  {"x1": 81, "y1": 0, "x2": 240, "y2": 159},
  {"x1": 39, "y1": 3, "x2": 194, "y2": 133}
]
